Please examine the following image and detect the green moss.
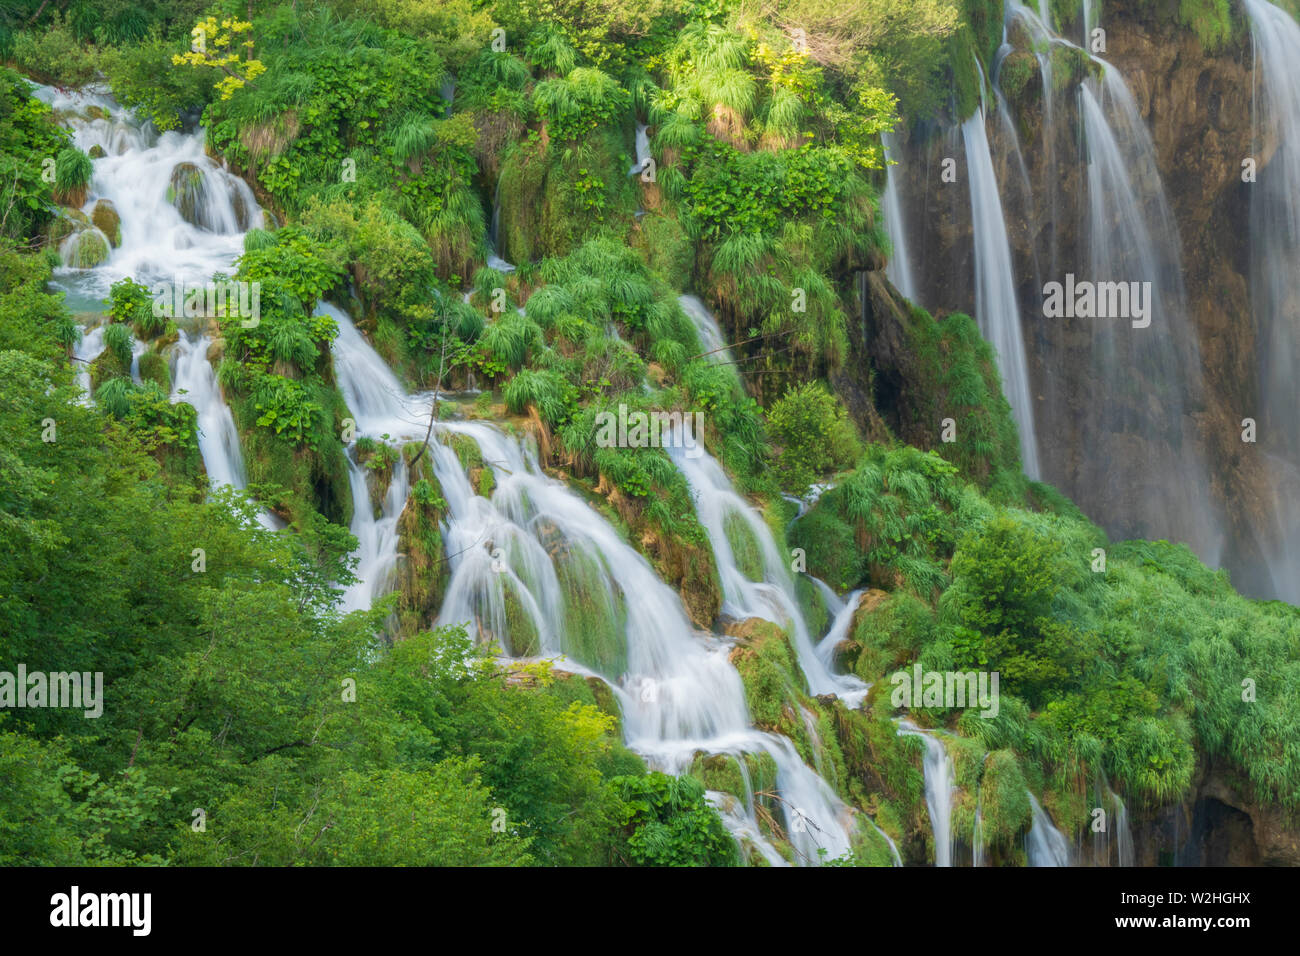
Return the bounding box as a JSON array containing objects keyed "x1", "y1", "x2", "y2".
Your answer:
[
  {"x1": 723, "y1": 510, "x2": 765, "y2": 583},
  {"x1": 979, "y1": 750, "x2": 1031, "y2": 847},
  {"x1": 554, "y1": 543, "x2": 628, "y2": 677},
  {"x1": 393, "y1": 444, "x2": 449, "y2": 637},
  {"x1": 851, "y1": 591, "x2": 935, "y2": 683},
  {"x1": 136, "y1": 351, "x2": 170, "y2": 391}
]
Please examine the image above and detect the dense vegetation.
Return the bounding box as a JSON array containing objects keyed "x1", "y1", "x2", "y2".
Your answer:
[{"x1": 1, "y1": 0, "x2": 1297, "y2": 867}]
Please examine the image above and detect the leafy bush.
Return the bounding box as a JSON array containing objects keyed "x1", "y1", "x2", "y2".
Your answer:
[{"x1": 766, "y1": 380, "x2": 860, "y2": 496}]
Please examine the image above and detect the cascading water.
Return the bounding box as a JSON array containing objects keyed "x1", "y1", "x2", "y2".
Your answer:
[
  {"x1": 816, "y1": 589, "x2": 863, "y2": 674},
  {"x1": 322, "y1": 302, "x2": 430, "y2": 612},
  {"x1": 72, "y1": 324, "x2": 105, "y2": 401},
  {"x1": 1242, "y1": 0, "x2": 1300, "y2": 603},
  {"x1": 171, "y1": 334, "x2": 248, "y2": 491},
  {"x1": 629, "y1": 123, "x2": 651, "y2": 176},
  {"x1": 897, "y1": 720, "x2": 957, "y2": 866},
  {"x1": 33, "y1": 80, "x2": 273, "y2": 524},
  {"x1": 1113, "y1": 790, "x2": 1135, "y2": 867},
  {"x1": 430, "y1": 421, "x2": 857, "y2": 864},
  {"x1": 322, "y1": 304, "x2": 867, "y2": 863},
  {"x1": 666, "y1": 440, "x2": 869, "y2": 705},
  {"x1": 962, "y1": 104, "x2": 1041, "y2": 478},
  {"x1": 1026, "y1": 791, "x2": 1072, "y2": 866},
  {"x1": 677, "y1": 294, "x2": 736, "y2": 368},
  {"x1": 881, "y1": 130, "x2": 920, "y2": 304},
  {"x1": 32, "y1": 83, "x2": 261, "y2": 303}
]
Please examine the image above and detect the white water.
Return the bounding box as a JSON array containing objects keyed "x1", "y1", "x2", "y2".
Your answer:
[
  {"x1": 677, "y1": 294, "x2": 735, "y2": 367},
  {"x1": 667, "y1": 440, "x2": 869, "y2": 705},
  {"x1": 816, "y1": 589, "x2": 863, "y2": 673},
  {"x1": 32, "y1": 83, "x2": 261, "y2": 302},
  {"x1": 629, "y1": 123, "x2": 651, "y2": 176},
  {"x1": 1026, "y1": 791, "x2": 1072, "y2": 866},
  {"x1": 430, "y1": 421, "x2": 857, "y2": 864},
  {"x1": 35, "y1": 80, "x2": 276, "y2": 526},
  {"x1": 171, "y1": 334, "x2": 246, "y2": 491},
  {"x1": 322, "y1": 305, "x2": 862, "y2": 862},
  {"x1": 322, "y1": 302, "x2": 433, "y2": 612},
  {"x1": 1243, "y1": 0, "x2": 1300, "y2": 603},
  {"x1": 897, "y1": 721, "x2": 957, "y2": 866},
  {"x1": 962, "y1": 107, "x2": 1041, "y2": 478},
  {"x1": 72, "y1": 324, "x2": 105, "y2": 401},
  {"x1": 1113, "y1": 790, "x2": 1135, "y2": 867},
  {"x1": 881, "y1": 131, "x2": 919, "y2": 303}
]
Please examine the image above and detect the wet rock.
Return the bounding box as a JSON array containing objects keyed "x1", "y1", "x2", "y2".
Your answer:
[
  {"x1": 59, "y1": 228, "x2": 110, "y2": 269},
  {"x1": 90, "y1": 198, "x2": 121, "y2": 247}
]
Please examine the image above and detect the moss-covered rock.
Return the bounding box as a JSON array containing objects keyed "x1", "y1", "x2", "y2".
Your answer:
[
  {"x1": 392, "y1": 443, "x2": 449, "y2": 638},
  {"x1": 59, "y1": 228, "x2": 110, "y2": 269},
  {"x1": 90, "y1": 199, "x2": 121, "y2": 247},
  {"x1": 136, "y1": 350, "x2": 170, "y2": 391}
]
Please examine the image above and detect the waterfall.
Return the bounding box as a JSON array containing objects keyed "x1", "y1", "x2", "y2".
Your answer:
[
  {"x1": 35, "y1": 80, "x2": 274, "y2": 527},
  {"x1": 666, "y1": 439, "x2": 869, "y2": 705},
  {"x1": 1243, "y1": 0, "x2": 1300, "y2": 603},
  {"x1": 816, "y1": 588, "x2": 863, "y2": 673},
  {"x1": 321, "y1": 306, "x2": 862, "y2": 862},
  {"x1": 1112, "y1": 790, "x2": 1135, "y2": 867},
  {"x1": 487, "y1": 178, "x2": 515, "y2": 273},
  {"x1": 629, "y1": 123, "x2": 651, "y2": 176},
  {"x1": 1026, "y1": 791, "x2": 1072, "y2": 866},
  {"x1": 341, "y1": 455, "x2": 410, "y2": 614},
  {"x1": 323, "y1": 303, "x2": 430, "y2": 611},
  {"x1": 1075, "y1": 63, "x2": 1222, "y2": 564},
  {"x1": 72, "y1": 325, "x2": 105, "y2": 401},
  {"x1": 171, "y1": 334, "x2": 247, "y2": 491},
  {"x1": 427, "y1": 420, "x2": 858, "y2": 864},
  {"x1": 677, "y1": 294, "x2": 736, "y2": 369},
  {"x1": 33, "y1": 83, "x2": 261, "y2": 302},
  {"x1": 881, "y1": 131, "x2": 920, "y2": 303},
  {"x1": 962, "y1": 106, "x2": 1041, "y2": 478},
  {"x1": 897, "y1": 721, "x2": 956, "y2": 866}
]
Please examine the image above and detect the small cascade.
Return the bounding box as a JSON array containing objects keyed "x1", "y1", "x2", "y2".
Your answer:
[
  {"x1": 340, "y1": 455, "x2": 410, "y2": 614},
  {"x1": 897, "y1": 720, "x2": 957, "y2": 866},
  {"x1": 880, "y1": 130, "x2": 919, "y2": 303},
  {"x1": 666, "y1": 439, "x2": 869, "y2": 704},
  {"x1": 677, "y1": 294, "x2": 736, "y2": 369},
  {"x1": 961, "y1": 105, "x2": 1041, "y2": 478},
  {"x1": 427, "y1": 420, "x2": 858, "y2": 864},
  {"x1": 323, "y1": 303, "x2": 431, "y2": 611},
  {"x1": 36, "y1": 79, "x2": 275, "y2": 532},
  {"x1": 170, "y1": 333, "x2": 248, "y2": 492},
  {"x1": 1113, "y1": 790, "x2": 1135, "y2": 867},
  {"x1": 32, "y1": 82, "x2": 261, "y2": 302},
  {"x1": 1026, "y1": 791, "x2": 1072, "y2": 866},
  {"x1": 487, "y1": 178, "x2": 515, "y2": 273},
  {"x1": 72, "y1": 324, "x2": 106, "y2": 401},
  {"x1": 629, "y1": 123, "x2": 651, "y2": 176},
  {"x1": 816, "y1": 588, "x2": 863, "y2": 673},
  {"x1": 324, "y1": 303, "x2": 427, "y2": 437},
  {"x1": 1243, "y1": 0, "x2": 1300, "y2": 603}
]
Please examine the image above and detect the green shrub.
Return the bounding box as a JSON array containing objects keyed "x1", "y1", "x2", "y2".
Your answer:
[{"x1": 766, "y1": 380, "x2": 860, "y2": 496}]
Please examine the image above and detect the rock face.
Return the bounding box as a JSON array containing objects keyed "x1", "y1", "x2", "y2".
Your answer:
[
  {"x1": 1134, "y1": 760, "x2": 1300, "y2": 866},
  {"x1": 887, "y1": 5, "x2": 1281, "y2": 597}
]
